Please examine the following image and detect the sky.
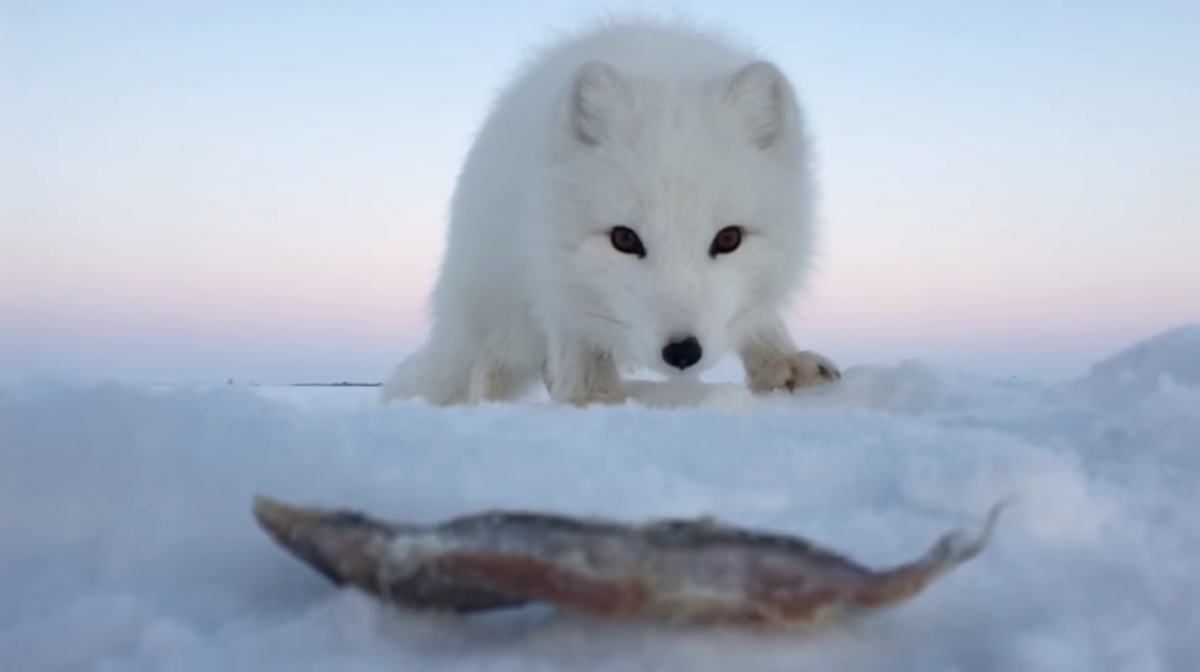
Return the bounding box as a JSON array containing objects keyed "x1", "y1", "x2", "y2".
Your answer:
[{"x1": 2, "y1": 0, "x2": 1198, "y2": 385}]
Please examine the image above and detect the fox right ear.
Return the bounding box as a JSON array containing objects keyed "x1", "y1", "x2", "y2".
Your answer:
[
  {"x1": 567, "y1": 61, "x2": 632, "y2": 146},
  {"x1": 723, "y1": 60, "x2": 797, "y2": 151}
]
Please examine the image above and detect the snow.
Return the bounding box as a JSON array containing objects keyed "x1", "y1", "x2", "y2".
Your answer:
[{"x1": 2, "y1": 325, "x2": 1198, "y2": 671}]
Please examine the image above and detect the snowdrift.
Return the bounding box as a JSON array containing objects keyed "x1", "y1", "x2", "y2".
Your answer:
[{"x1": 1, "y1": 324, "x2": 1197, "y2": 671}]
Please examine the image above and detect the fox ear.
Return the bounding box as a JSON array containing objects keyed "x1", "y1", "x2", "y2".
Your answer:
[
  {"x1": 567, "y1": 61, "x2": 632, "y2": 146},
  {"x1": 723, "y1": 60, "x2": 796, "y2": 151}
]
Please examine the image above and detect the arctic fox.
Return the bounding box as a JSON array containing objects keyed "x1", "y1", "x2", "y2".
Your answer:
[{"x1": 381, "y1": 15, "x2": 840, "y2": 407}]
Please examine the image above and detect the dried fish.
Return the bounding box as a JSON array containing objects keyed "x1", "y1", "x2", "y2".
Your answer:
[{"x1": 253, "y1": 494, "x2": 1011, "y2": 628}]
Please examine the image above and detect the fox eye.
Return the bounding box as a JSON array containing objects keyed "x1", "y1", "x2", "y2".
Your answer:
[
  {"x1": 610, "y1": 226, "x2": 646, "y2": 258},
  {"x1": 709, "y1": 226, "x2": 743, "y2": 257}
]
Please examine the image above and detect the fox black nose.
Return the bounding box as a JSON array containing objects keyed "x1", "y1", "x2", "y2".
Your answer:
[{"x1": 661, "y1": 335, "x2": 703, "y2": 370}]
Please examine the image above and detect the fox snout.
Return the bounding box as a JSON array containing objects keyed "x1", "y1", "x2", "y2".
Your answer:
[{"x1": 660, "y1": 334, "x2": 703, "y2": 371}]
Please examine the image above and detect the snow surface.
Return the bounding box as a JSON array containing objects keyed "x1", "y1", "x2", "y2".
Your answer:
[{"x1": 2, "y1": 325, "x2": 1198, "y2": 671}]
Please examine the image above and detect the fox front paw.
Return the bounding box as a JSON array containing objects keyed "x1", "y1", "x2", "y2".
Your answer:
[
  {"x1": 545, "y1": 345, "x2": 627, "y2": 407},
  {"x1": 567, "y1": 386, "x2": 627, "y2": 407},
  {"x1": 746, "y1": 350, "x2": 841, "y2": 394},
  {"x1": 547, "y1": 378, "x2": 627, "y2": 407}
]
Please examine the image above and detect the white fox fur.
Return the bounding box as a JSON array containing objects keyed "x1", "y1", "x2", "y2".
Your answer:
[{"x1": 381, "y1": 15, "x2": 840, "y2": 406}]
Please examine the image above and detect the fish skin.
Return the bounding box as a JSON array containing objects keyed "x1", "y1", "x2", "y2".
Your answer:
[
  {"x1": 253, "y1": 495, "x2": 532, "y2": 613},
  {"x1": 252, "y1": 494, "x2": 1011, "y2": 628}
]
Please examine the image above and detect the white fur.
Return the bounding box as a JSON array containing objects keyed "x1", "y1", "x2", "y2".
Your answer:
[{"x1": 381, "y1": 15, "x2": 840, "y2": 407}]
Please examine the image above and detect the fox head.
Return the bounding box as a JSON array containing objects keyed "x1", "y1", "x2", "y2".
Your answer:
[{"x1": 538, "y1": 58, "x2": 818, "y2": 377}]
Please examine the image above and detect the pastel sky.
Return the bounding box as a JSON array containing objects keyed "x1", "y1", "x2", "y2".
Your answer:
[{"x1": 3, "y1": 0, "x2": 1197, "y2": 385}]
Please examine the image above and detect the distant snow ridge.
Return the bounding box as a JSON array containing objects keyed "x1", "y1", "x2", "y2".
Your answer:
[
  {"x1": 1063, "y1": 323, "x2": 1200, "y2": 464},
  {"x1": 1077, "y1": 323, "x2": 1200, "y2": 404},
  {"x1": 1089, "y1": 323, "x2": 1200, "y2": 386}
]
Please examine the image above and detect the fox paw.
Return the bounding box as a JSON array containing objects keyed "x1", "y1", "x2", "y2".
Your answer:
[
  {"x1": 550, "y1": 382, "x2": 627, "y2": 407},
  {"x1": 568, "y1": 387, "x2": 627, "y2": 407},
  {"x1": 746, "y1": 350, "x2": 841, "y2": 394}
]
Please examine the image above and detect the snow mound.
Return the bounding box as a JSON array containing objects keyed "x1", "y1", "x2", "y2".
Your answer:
[
  {"x1": 1082, "y1": 323, "x2": 1200, "y2": 398},
  {"x1": 1, "y1": 325, "x2": 1197, "y2": 671}
]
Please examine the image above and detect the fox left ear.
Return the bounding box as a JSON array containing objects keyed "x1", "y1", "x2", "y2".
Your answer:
[
  {"x1": 567, "y1": 61, "x2": 633, "y2": 147},
  {"x1": 723, "y1": 60, "x2": 798, "y2": 151}
]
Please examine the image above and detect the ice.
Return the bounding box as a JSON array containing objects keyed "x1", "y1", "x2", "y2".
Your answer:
[{"x1": 1, "y1": 324, "x2": 1197, "y2": 671}]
